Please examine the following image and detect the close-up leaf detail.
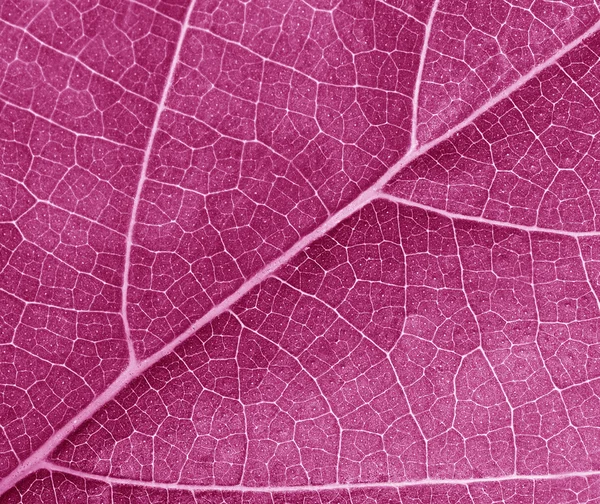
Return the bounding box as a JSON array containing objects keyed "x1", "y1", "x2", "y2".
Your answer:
[{"x1": 2, "y1": 0, "x2": 600, "y2": 502}]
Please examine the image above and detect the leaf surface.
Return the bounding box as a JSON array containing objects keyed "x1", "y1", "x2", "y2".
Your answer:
[{"x1": 2, "y1": 0, "x2": 600, "y2": 501}]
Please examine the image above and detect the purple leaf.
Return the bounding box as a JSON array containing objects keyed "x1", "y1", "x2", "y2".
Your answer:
[{"x1": 2, "y1": 0, "x2": 600, "y2": 501}]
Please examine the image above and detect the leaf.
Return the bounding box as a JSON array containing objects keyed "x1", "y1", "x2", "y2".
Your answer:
[{"x1": 1, "y1": 0, "x2": 600, "y2": 501}]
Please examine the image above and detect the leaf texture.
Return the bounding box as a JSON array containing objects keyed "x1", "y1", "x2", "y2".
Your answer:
[{"x1": 2, "y1": 0, "x2": 600, "y2": 501}]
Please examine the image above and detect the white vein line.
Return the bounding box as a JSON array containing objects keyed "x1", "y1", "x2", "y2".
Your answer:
[
  {"x1": 0, "y1": 290, "x2": 121, "y2": 315},
  {"x1": 38, "y1": 461, "x2": 600, "y2": 491},
  {"x1": 277, "y1": 274, "x2": 430, "y2": 471},
  {"x1": 129, "y1": 0, "x2": 182, "y2": 24},
  {"x1": 0, "y1": 171, "x2": 130, "y2": 239},
  {"x1": 449, "y1": 220, "x2": 518, "y2": 476},
  {"x1": 0, "y1": 97, "x2": 143, "y2": 151},
  {"x1": 234, "y1": 319, "x2": 249, "y2": 487},
  {"x1": 49, "y1": 471, "x2": 59, "y2": 504},
  {"x1": 276, "y1": 277, "x2": 419, "y2": 428},
  {"x1": 229, "y1": 312, "x2": 336, "y2": 486},
  {"x1": 189, "y1": 24, "x2": 412, "y2": 98},
  {"x1": 389, "y1": 210, "x2": 431, "y2": 477},
  {"x1": 0, "y1": 18, "x2": 155, "y2": 106},
  {"x1": 577, "y1": 238, "x2": 600, "y2": 315},
  {"x1": 410, "y1": 0, "x2": 439, "y2": 149},
  {"x1": 379, "y1": 193, "x2": 600, "y2": 237},
  {"x1": 120, "y1": 2, "x2": 196, "y2": 365},
  {"x1": 526, "y1": 233, "x2": 591, "y2": 468},
  {"x1": 379, "y1": 0, "x2": 426, "y2": 26}
]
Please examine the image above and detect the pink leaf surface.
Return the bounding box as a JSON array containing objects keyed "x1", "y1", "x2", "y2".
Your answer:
[{"x1": 2, "y1": 0, "x2": 600, "y2": 501}]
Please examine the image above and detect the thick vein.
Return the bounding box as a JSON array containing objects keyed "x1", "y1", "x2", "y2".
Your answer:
[
  {"x1": 410, "y1": 0, "x2": 440, "y2": 149},
  {"x1": 38, "y1": 461, "x2": 600, "y2": 491},
  {"x1": 120, "y1": 1, "x2": 197, "y2": 365},
  {"x1": 380, "y1": 194, "x2": 600, "y2": 237}
]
